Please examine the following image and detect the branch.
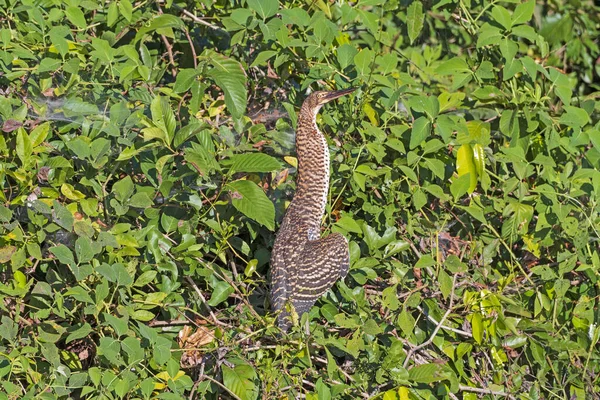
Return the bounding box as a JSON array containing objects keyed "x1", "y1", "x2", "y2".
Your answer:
[
  {"x1": 185, "y1": 276, "x2": 225, "y2": 327},
  {"x1": 415, "y1": 305, "x2": 472, "y2": 338},
  {"x1": 403, "y1": 274, "x2": 458, "y2": 368},
  {"x1": 181, "y1": 9, "x2": 224, "y2": 31},
  {"x1": 459, "y1": 384, "x2": 510, "y2": 397},
  {"x1": 199, "y1": 374, "x2": 243, "y2": 400},
  {"x1": 194, "y1": 257, "x2": 264, "y2": 322}
]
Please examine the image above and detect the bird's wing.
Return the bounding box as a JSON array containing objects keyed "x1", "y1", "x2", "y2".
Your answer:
[{"x1": 290, "y1": 232, "x2": 349, "y2": 316}]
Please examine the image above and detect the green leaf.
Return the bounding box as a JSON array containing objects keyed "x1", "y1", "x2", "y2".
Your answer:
[
  {"x1": 409, "y1": 117, "x2": 431, "y2": 149},
  {"x1": 500, "y1": 39, "x2": 521, "y2": 80},
  {"x1": 38, "y1": 58, "x2": 62, "y2": 73},
  {"x1": 0, "y1": 206, "x2": 12, "y2": 223},
  {"x1": 501, "y1": 200, "x2": 533, "y2": 242},
  {"x1": 118, "y1": 0, "x2": 133, "y2": 22},
  {"x1": 50, "y1": 245, "x2": 75, "y2": 266},
  {"x1": 65, "y1": 286, "x2": 95, "y2": 305},
  {"x1": 450, "y1": 173, "x2": 472, "y2": 200},
  {"x1": 134, "y1": 14, "x2": 185, "y2": 42},
  {"x1": 129, "y1": 192, "x2": 154, "y2": 208},
  {"x1": 337, "y1": 44, "x2": 358, "y2": 69},
  {"x1": 66, "y1": 137, "x2": 91, "y2": 159},
  {"x1": 112, "y1": 176, "x2": 135, "y2": 203},
  {"x1": 435, "y1": 57, "x2": 470, "y2": 75},
  {"x1": 207, "y1": 51, "x2": 248, "y2": 119},
  {"x1": 49, "y1": 26, "x2": 70, "y2": 56},
  {"x1": 63, "y1": 98, "x2": 100, "y2": 116},
  {"x1": 53, "y1": 201, "x2": 74, "y2": 231},
  {"x1": 512, "y1": 0, "x2": 534, "y2": 26},
  {"x1": 559, "y1": 106, "x2": 590, "y2": 128},
  {"x1": 96, "y1": 263, "x2": 134, "y2": 287},
  {"x1": 208, "y1": 281, "x2": 234, "y2": 306},
  {"x1": 549, "y1": 68, "x2": 572, "y2": 105},
  {"x1": 491, "y1": 5, "x2": 512, "y2": 30},
  {"x1": 477, "y1": 23, "x2": 503, "y2": 47},
  {"x1": 75, "y1": 236, "x2": 94, "y2": 264},
  {"x1": 512, "y1": 25, "x2": 537, "y2": 41},
  {"x1": 246, "y1": 0, "x2": 279, "y2": 19},
  {"x1": 335, "y1": 216, "x2": 362, "y2": 234},
  {"x1": 500, "y1": 109, "x2": 519, "y2": 141},
  {"x1": 229, "y1": 153, "x2": 281, "y2": 173},
  {"x1": 227, "y1": 180, "x2": 275, "y2": 230},
  {"x1": 65, "y1": 6, "x2": 87, "y2": 29},
  {"x1": 16, "y1": 128, "x2": 32, "y2": 166},
  {"x1": 90, "y1": 38, "x2": 114, "y2": 63},
  {"x1": 98, "y1": 337, "x2": 122, "y2": 365},
  {"x1": 30, "y1": 122, "x2": 50, "y2": 146},
  {"x1": 406, "y1": 1, "x2": 424, "y2": 44},
  {"x1": 408, "y1": 363, "x2": 447, "y2": 383},
  {"x1": 354, "y1": 48, "x2": 375, "y2": 75},
  {"x1": 66, "y1": 323, "x2": 93, "y2": 344},
  {"x1": 250, "y1": 50, "x2": 277, "y2": 67},
  {"x1": 150, "y1": 96, "x2": 177, "y2": 145},
  {"x1": 173, "y1": 69, "x2": 198, "y2": 93},
  {"x1": 222, "y1": 363, "x2": 259, "y2": 400}
]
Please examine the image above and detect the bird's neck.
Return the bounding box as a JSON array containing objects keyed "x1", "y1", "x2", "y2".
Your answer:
[{"x1": 293, "y1": 107, "x2": 330, "y2": 226}]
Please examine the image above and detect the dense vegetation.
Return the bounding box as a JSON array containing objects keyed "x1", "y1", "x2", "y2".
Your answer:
[{"x1": 1, "y1": 0, "x2": 600, "y2": 398}]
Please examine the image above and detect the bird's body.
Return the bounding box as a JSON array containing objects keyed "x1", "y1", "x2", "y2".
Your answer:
[{"x1": 270, "y1": 89, "x2": 354, "y2": 331}]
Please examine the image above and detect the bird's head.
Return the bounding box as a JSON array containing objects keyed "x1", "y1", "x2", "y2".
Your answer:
[{"x1": 303, "y1": 88, "x2": 356, "y2": 115}]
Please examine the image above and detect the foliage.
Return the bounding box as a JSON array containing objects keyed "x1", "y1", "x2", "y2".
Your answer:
[{"x1": 1, "y1": 0, "x2": 600, "y2": 398}]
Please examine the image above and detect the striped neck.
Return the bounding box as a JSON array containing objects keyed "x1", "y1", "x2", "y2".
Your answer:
[{"x1": 294, "y1": 105, "x2": 330, "y2": 227}]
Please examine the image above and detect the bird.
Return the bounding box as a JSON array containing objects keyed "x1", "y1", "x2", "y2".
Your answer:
[{"x1": 270, "y1": 88, "x2": 355, "y2": 332}]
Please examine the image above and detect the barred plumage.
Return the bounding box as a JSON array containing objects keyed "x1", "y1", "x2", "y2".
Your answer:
[{"x1": 270, "y1": 88, "x2": 354, "y2": 331}]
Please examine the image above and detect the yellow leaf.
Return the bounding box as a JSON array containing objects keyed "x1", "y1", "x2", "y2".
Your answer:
[
  {"x1": 470, "y1": 312, "x2": 483, "y2": 344},
  {"x1": 336, "y1": 33, "x2": 351, "y2": 45},
  {"x1": 116, "y1": 234, "x2": 139, "y2": 247},
  {"x1": 472, "y1": 143, "x2": 485, "y2": 177},
  {"x1": 456, "y1": 144, "x2": 477, "y2": 193},
  {"x1": 116, "y1": 247, "x2": 140, "y2": 256},
  {"x1": 438, "y1": 91, "x2": 465, "y2": 113},
  {"x1": 61, "y1": 183, "x2": 86, "y2": 200},
  {"x1": 522, "y1": 234, "x2": 541, "y2": 257},
  {"x1": 155, "y1": 371, "x2": 170, "y2": 381},
  {"x1": 14, "y1": 270, "x2": 27, "y2": 288},
  {"x1": 363, "y1": 102, "x2": 379, "y2": 126},
  {"x1": 314, "y1": 0, "x2": 332, "y2": 18},
  {"x1": 399, "y1": 386, "x2": 410, "y2": 400},
  {"x1": 142, "y1": 127, "x2": 166, "y2": 143},
  {"x1": 383, "y1": 389, "x2": 399, "y2": 400},
  {"x1": 284, "y1": 156, "x2": 297, "y2": 168}
]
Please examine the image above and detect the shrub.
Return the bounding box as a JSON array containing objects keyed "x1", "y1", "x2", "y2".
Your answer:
[{"x1": 0, "y1": 0, "x2": 599, "y2": 398}]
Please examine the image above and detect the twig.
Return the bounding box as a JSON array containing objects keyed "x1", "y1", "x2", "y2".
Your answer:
[
  {"x1": 459, "y1": 384, "x2": 509, "y2": 397},
  {"x1": 185, "y1": 276, "x2": 225, "y2": 327},
  {"x1": 194, "y1": 257, "x2": 263, "y2": 322},
  {"x1": 199, "y1": 374, "x2": 243, "y2": 400},
  {"x1": 313, "y1": 356, "x2": 354, "y2": 383},
  {"x1": 403, "y1": 274, "x2": 458, "y2": 368},
  {"x1": 183, "y1": 27, "x2": 198, "y2": 68},
  {"x1": 155, "y1": 2, "x2": 176, "y2": 77},
  {"x1": 415, "y1": 305, "x2": 472, "y2": 338},
  {"x1": 301, "y1": 379, "x2": 315, "y2": 388},
  {"x1": 148, "y1": 319, "x2": 189, "y2": 327},
  {"x1": 160, "y1": 34, "x2": 177, "y2": 77},
  {"x1": 181, "y1": 8, "x2": 223, "y2": 31}
]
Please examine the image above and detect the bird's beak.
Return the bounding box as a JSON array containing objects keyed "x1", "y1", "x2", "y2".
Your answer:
[{"x1": 322, "y1": 87, "x2": 356, "y2": 103}]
